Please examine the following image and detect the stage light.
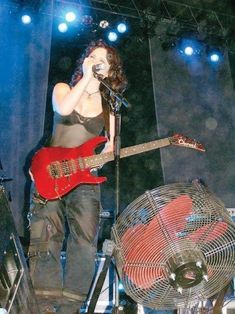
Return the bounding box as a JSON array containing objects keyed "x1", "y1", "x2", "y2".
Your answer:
[
  {"x1": 58, "y1": 22, "x2": 68, "y2": 33},
  {"x1": 178, "y1": 38, "x2": 202, "y2": 57},
  {"x1": 209, "y1": 53, "x2": 220, "y2": 62},
  {"x1": 184, "y1": 46, "x2": 194, "y2": 56},
  {"x1": 108, "y1": 31, "x2": 118, "y2": 42},
  {"x1": 206, "y1": 46, "x2": 223, "y2": 64},
  {"x1": 99, "y1": 20, "x2": 109, "y2": 29},
  {"x1": 117, "y1": 22, "x2": 127, "y2": 33},
  {"x1": 65, "y1": 11, "x2": 76, "y2": 22},
  {"x1": 21, "y1": 14, "x2": 31, "y2": 24}
]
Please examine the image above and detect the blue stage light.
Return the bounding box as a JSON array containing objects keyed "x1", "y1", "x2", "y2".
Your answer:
[
  {"x1": 117, "y1": 22, "x2": 127, "y2": 33},
  {"x1": 178, "y1": 39, "x2": 202, "y2": 57},
  {"x1": 58, "y1": 22, "x2": 68, "y2": 33},
  {"x1": 210, "y1": 53, "x2": 220, "y2": 62},
  {"x1": 21, "y1": 14, "x2": 31, "y2": 24},
  {"x1": 108, "y1": 31, "x2": 118, "y2": 42},
  {"x1": 65, "y1": 11, "x2": 76, "y2": 22},
  {"x1": 184, "y1": 46, "x2": 194, "y2": 56}
]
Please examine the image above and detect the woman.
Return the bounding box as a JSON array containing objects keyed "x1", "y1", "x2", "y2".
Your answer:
[{"x1": 28, "y1": 40, "x2": 127, "y2": 314}]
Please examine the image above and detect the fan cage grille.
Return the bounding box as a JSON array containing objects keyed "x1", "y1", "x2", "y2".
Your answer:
[{"x1": 112, "y1": 183, "x2": 235, "y2": 309}]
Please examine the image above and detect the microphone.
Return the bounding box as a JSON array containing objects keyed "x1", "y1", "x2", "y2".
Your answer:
[{"x1": 92, "y1": 63, "x2": 105, "y2": 72}]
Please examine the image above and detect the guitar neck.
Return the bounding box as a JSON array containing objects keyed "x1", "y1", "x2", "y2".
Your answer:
[{"x1": 84, "y1": 137, "x2": 171, "y2": 169}]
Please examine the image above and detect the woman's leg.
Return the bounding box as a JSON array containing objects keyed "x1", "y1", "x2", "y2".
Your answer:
[
  {"x1": 28, "y1": 197, "x2": 65, "y2": 298},
  {"x1": 63, "y1": 184, "x2": 101, "y2": 307}
]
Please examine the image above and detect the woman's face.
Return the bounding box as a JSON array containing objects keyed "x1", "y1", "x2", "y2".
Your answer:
[{"x1": 88, "y1": 47, "x2": 111, "y2": 77}]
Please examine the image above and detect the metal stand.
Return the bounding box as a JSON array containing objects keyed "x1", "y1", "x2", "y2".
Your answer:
[
  {"x1": 86, "y1": 240, "x2": 115, "y2": 314},
  {"x1": 113, "y1": 110, "x2": 121, "y2": 314},
  {"x1": 87, "y1": 73, "x2": 130, "y2": 314},
  {"x1": 0, "y1": 185, "x2": 40, "y2": 314}
]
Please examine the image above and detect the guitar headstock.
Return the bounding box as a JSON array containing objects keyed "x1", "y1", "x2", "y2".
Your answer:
[{"x1": 169, "y1": 133, "x2": 205, "y2": 152}]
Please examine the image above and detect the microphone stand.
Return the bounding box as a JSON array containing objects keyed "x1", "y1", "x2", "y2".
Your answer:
[{"x1": 86, "y1": 72, "x2": 129, "y2": 314}]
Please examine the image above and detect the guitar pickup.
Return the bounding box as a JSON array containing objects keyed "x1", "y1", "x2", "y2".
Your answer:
[
  {"x1": 61, "y1": 160, "x2": 71, "y2": 177},
  {"x1": 47, "y1": 162, "x2": 62, "y2": 179}
]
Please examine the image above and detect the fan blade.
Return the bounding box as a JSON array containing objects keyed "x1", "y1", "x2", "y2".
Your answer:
[
  {"x1": 188, "y1": 221, "x2": 228, "y2": 243},
  {"x1": 122, "y1": 194, "x2": 193, "y2": 257},
  {"x1": 121, "y1": 195, "x2": 193, "y2": 289},
  {"x1": 158, "y1": 194, "x2": 193, "y2": 240}
]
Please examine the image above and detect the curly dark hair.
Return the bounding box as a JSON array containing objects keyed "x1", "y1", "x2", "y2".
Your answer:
[{"x1": 70, "y1": 39, "x2": 128, "y2": 94}]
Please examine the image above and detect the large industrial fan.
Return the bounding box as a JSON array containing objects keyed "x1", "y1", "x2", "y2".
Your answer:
[{"x1": 111, "y1": 182, "x2": 235, "y2": 310}]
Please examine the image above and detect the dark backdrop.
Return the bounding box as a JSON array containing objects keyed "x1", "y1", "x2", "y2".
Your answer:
[
  {"x1": 150, "y1": 24, "x2": 235, "y2": 207},
  {"x1": 0, "y1": 0, "x2": 54, "y2": 235}
]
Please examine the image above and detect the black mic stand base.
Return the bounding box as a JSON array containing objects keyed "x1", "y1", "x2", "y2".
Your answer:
[{"x1": 87, "y1": 240, "x2": 118, "y2": 314}]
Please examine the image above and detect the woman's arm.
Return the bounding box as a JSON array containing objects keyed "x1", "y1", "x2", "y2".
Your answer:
[{"x1": 52, "y1": 57, "x2": 94, "y2": 116}]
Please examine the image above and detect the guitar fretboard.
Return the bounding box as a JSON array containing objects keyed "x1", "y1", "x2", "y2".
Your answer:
[{"x1": 84, "y1": 138, "x2": 170, "y2": 169}]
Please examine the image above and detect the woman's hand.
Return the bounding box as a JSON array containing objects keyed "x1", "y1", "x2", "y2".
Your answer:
[
  {"x1": 91, "y1": 140, "x2": 113, "y2": 171},
  {"x1": 82, "y1": 57, "x2": 95, "y2": 80}
]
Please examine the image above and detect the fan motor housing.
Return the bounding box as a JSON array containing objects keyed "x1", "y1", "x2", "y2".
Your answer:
[{"x1": 167, "y1": 249, "x2": 207, "y2": 289}]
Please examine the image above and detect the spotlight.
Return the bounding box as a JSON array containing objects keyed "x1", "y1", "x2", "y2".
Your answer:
[
  {"x1": 210, "y1": 54, "x2": 219, "y2": 62},
  {"x1": 184, "y1": 46, "x2": 194, "y2": 56},
  {"x1": 209, "y1": 52, "x2": 220, "y2": 62},
  {"x1": 206, "y1": 45, "x2": 223, "y2": 64},
  {"x1": 99, "y1": 20, "x2": 109, "y2": 29},
  {"x1": 21, "y1": 14, "x2": 31, "y2": 24},
  {"x1": 178, "y1": 39, "x2": 202, "y2": 57},
  {"x1": 117, "y1": 22, "x2": 127, "y2": 33},
  {"x1": 58, "y1": 22, "x2": 68, "y2": 33},
  {"x1": 65, "y1": 11, "x2": 76, "y2": 22},
  {"x1": 108, "y1": 31, "x2": 118, "y2": 42}
]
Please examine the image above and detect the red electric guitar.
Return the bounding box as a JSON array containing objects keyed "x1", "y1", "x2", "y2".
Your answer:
[{"x1": 30, "y1": 134, "x2": 205, "y2": 200}]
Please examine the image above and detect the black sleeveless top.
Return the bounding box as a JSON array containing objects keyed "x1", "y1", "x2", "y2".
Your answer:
[{"x1": 50, "y1": 110, "x2": 104, "y2": 148}]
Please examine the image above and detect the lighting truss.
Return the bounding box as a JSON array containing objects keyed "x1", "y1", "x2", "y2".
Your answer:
[{"x1": 5, "y1": 0, "x2": 235, "y2": 48}]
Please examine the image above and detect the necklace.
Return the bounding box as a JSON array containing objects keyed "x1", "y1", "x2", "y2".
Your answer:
[{"x1": 85, "y1": 90, "x2": 100, "y2": 98}]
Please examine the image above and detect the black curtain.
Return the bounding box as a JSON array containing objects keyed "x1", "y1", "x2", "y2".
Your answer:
[
  {"x1": 150, "y1": 24, "x2": 235, "y2": 207},
  {"x1": 0, "y1": 0, "x2": 54, "y2": 234}
]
